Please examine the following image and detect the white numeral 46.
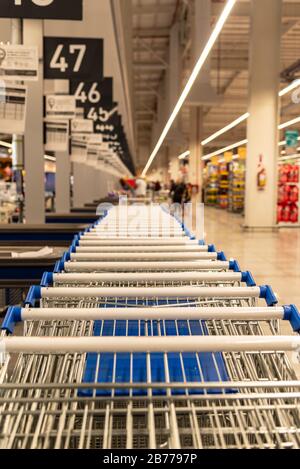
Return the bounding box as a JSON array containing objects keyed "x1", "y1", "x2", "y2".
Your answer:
[{"x1": 75, "y1": 82, "x2": 101, "y2": 104}]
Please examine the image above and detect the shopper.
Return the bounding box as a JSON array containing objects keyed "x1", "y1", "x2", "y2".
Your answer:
[{"x1": 135, "y1": 176, "x2": 147, "y2": 197}]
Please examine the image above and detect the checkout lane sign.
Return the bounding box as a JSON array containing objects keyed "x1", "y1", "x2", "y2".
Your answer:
[
  {"x1": 0, "y1": 44, "x2": 38, "y2": 81},
  {"x1": 0, "y1": 0, "x2": 82, "y2": 20}
]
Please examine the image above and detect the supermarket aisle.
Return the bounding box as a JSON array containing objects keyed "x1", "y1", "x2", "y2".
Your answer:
[{"x1": 203, "y1": 207, "x2": 300, "y2": 306}]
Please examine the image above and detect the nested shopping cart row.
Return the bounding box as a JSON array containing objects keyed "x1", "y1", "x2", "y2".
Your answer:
[{"x1": 1, "y1": 203, "x2": 300, "y2": 449}]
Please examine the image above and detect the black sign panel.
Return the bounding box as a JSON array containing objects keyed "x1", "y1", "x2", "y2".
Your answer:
[
  {"x1": 0, "y1": 0, "x2": 82, "y2": 20},
  {"x1": 70, "y1": 78, "x2": 113, "y2": 109},
  {"x1": 44, "y1": 37, "x2": 103, "y2": 80}
]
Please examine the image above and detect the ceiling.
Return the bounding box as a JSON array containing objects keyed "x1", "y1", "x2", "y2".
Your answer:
[{"x1": 132, "y1": 0, "x2": 300, "y2": 167}]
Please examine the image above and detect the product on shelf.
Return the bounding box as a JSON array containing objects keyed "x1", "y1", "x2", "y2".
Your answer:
[
  {"x1": 218, "y1": 162, "x2": 229, "y2": 209},
  {"x1": 204, "y1": 163, "x2": 218, "y2": 205},
  {"x1": 277, "y1": 163, "x2": 299, "y2": 225},
  {"x1": 228, "y1": 160, "x2": 245, "y2": 213}
]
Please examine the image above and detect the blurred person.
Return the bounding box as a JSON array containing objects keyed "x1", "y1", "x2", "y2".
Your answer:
[{"x1": 135, "y1": 176, "x2": 147, "y2": 197}]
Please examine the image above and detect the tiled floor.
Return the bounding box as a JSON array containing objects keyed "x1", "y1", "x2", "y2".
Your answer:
[{"x1": 203, "y1": 206, "x2": 300, "y2": 308}]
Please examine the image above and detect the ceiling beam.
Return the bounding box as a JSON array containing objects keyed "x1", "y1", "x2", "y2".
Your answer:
[
  {"x1": 133, "y1": 28, "x2": 170, "y2": 38},
  {"x1": 132, "y1": 5, "x2": 174, "y2": 15}
]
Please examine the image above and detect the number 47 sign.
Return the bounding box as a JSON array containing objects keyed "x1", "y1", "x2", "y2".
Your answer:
[
  {"x1": 0, "y1": 0, "x2": 83, "y2": 20},
  {"x1": 44, "y1": 37, "x2": 103, "y2": 80}
]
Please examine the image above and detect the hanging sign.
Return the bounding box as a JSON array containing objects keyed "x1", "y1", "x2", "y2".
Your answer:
[
  {"x1": 285, "y1": 130, "x2": 299, "y2": 148},
  {"x1": 70, "y1": 78, "x2": 113, "y2": 108},
  {"x1": 44, "y1": 37, "x2": 103, "y2": 80},
  {"x1": 44, "y1": 119, "x2": 69, "y2": 152},
  {"x1": 46, "y1": 94, "x2": 76, "y2": 120},
  {"x1": 224, "y1": 151, "x2": 233, "y2": 163},
  {"x1": 285, "y1": 130, "x2": 299, "y2": 155},
  {"x1": 71, "y1": 118, "x2": 93, "y2": 135},
  {"x1": 0, "y1": 45, "x2": 38, "y2": 81},
  {"x1": 238, "y1": 147, "x2": 247, "y2": 160},
  {"x1": 0, "y1": 83, "x2": 27, "y2": 134},
  {"x1": 0, "y1": 0, "x2": 82, "y2": 20},
  {"x1": 211, "y1": 156, "x2": 219, "y2": 165}
]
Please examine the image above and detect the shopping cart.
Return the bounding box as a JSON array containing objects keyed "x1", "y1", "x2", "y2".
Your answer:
[{"x1": 1, "y1": 203, "x2": 300, "y2": 449}]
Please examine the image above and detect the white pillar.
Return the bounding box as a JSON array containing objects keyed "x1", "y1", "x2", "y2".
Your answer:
[
  {"x1": 73, "y1": 162, "x2": 86, "y2": 208},
  {"x1": 189, "y1": 107, "x2": 204, "y2": 198},
  {"x1": 23, "y1": 20, "x2": 45, "y2": 224},
  {"x1": 244, "y1": 0, "x2": 282, "y2": 229},
  {"x1": 55, "y1": 151, "x2": 71, "y2": 213}
]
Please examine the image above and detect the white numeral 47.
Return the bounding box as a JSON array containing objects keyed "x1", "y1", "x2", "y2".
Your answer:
[{"x1": 50, "y1": 44, "x2": 86, "y2": 73}]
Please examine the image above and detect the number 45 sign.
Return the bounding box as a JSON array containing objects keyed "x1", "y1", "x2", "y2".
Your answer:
[
  {"x1": 44, "y1": 37, "x2": 103, "y2": 80},
  {"x1": 0, "y1": 0, "x2": 82, "y2": 20}
]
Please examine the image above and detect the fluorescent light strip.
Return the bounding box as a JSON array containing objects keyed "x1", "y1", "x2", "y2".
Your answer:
[
  {"x1": 202, "y1": 139, "x2": 248, "y2": 161},
  {"x1": 178, "y1": 150, "x2": 190, "y2": 160},
  {"x1": 279, "y1": 79, "x2": 300, "y2": 97},
  {"x1": 202, "y1": 81, "x2": 300, "y2": 148},
  {"x1": 201, "y1": 112, "x2": 249, "y2": 146},
  {"x1": 278, "y1": 116, "x2": 300, "y2": 130},
  {"x1": 0, "y1": 140, "x2": 12, "y2": 149},
  {"x1": 142, "y1": 0, "x2": 236, "y2": 176}
]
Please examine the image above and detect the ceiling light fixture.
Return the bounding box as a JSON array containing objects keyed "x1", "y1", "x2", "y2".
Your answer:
[
  {"x1": 278, "y1": 116, "x2": 300, "y2": 130},
  {"x1": 202, "y1": 139, "x2": 248, "y2": 161},
  {"x1": 141, "y1": 0, "x2": 237, "y2": 176},
  {"x1": 201, "y1": 112, "x2": 249, "y2": 146},
  {"x1": 279, "y1": 79, "x2": 300, "y2": 97},
  {"x1": 178, "y1": 150, "x2": 190, "y2": 160}
]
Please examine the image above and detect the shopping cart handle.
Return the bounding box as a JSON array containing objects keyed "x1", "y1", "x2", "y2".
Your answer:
[
  {"x1": 259, "y1": 285, "x2": 278, "y2": 306},
  {"x1": 1, "y1": 306, "x2": 22, "y2": 334},
  {"x1": 217, "y1": 251, "x2": 227, "y2": 261},
  {"x1": 208, "y1": 244, "x2": 216, "y2": 253},
  {"x1": 229, "y1": 260, "x2": 241, "y2": 272},
  {"x1": 25, "y1": 286, "x2": 42, "y2": 307},
  {"x1": 283, "y1": 305, "x2": 300, "y2": 333},
  {"x1": 241, "y1": 271, "x2": 256, "y2": 287},
  {"x1": 54, "y1": 259, "x2": 64, "y2": 273},
  {"x1": 40, "y1": 272, "x2": 54, "y2": 287}
]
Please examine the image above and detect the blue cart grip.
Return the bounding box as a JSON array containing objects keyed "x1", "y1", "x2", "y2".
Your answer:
[
  {"x1": 283, "y1": 305, "x2": 300, "y2": 333},
  {"x1": 241, "y1": 271, "x2": 256, "y2": 287},
  {"x1": 229, "y1": 260, "x2": 241, "y2": 272},
  {"x1": 2, "y1": 306, "x2": 22, "y2": 334},
  {"x1": 40, "y1": 272, "x2": 54, "y2": 287},
  {"x1": 208, "y1": 244, "x2": 216, "y2": 253},
  {"x1": 217, "y1": 251, "x2": 227, "y2": 261},
  {"x1": 54, "y1": 259, "x2": 64, "y2": 273},
  {"x1": 259, "y1": 285, "x2": 278, "y2": 306},
  {"x1": 25, "y1": 286, "x2": 42, "y2": 307}
]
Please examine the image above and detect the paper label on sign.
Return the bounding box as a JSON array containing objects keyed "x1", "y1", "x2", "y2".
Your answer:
[
  {"x1": 211, "y1": 156, "x2": 219, "y2": 165},
  {"x1": 88, "y1": 134, "x2": 103, "y2": 145},
  {"x1": 0, "y1": 45, "x2": 38, "y2": 81},
  {"x1": 71, "y1": 118, "x2": 93, "y2": 134},
  {"x1": 0, "y1": 83, "x2": 27, "y2": 134},
  {"x1": 44, "y1": 118, "x2": 69, "y2": 152},
  {"x1": 46, "y1": 94, "x2": 76, "y2": 119},
  {"x1": 71, "y1": 137, "x2": 87, "y2": 163}
]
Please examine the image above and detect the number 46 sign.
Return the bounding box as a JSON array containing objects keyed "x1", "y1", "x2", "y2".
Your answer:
[{"x1": 0, "y1": 0, "x2": 82, "y2": 20}]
